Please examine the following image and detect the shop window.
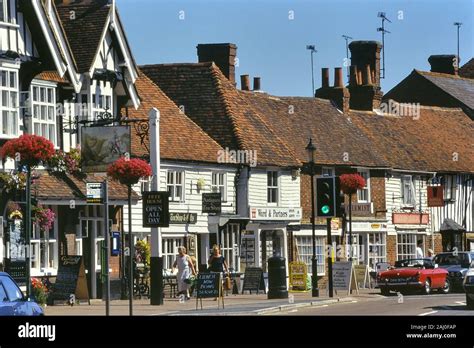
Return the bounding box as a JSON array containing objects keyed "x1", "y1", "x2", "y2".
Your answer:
[
  {"x1": 368, "y1": 233, "x2": 386, "y2": 270},
  {"x1": 397, "y1": 233, "x2": 417, "y2": 260},
  {"x1": 212, "y1": 172, "x2": 227, "y2": 202},
  {"x1": 357, "y1": 170, "x2": 370, "y2": 203},
  {"x1": 167, "y1": 171, "x2": 185, "y2": 202},
  {"x1": 219, "y1": 224, "x2": 239, "y2": 272},
  {"x1": 162, "y1": 238, "x2": 183, "y2": 270},
  {"x1": 267, "y1": 171, "x2": 279, "y2": 204},
  {"x1": 295, "y1": 236, "x2": 325, "y2": 275}
]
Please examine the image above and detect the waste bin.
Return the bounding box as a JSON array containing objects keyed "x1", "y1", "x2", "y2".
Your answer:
[{"x1": 267, "y1": 256, "x2": 288, "y2": 299}]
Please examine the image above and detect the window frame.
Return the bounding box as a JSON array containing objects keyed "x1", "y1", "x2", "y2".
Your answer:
[
  {"x1": 267, "y1": 171, "x2": 279, "y2": 205},
  {"x1": 401, "y1": 175, "x2": 415, "y2": 207},
  {"x1": 162, "y1": 238, "x2": 183, "y2": 270},
  {"x1": 31, "y1": 82, "x2": 57, "y2": 146},
  {"x1": 357, "y1": 169, "x2": 371, "y2": 203},
  {"x1": 443, "y1": 175, "x2": 457, "y2": 202},
  {"x1": 322, "y1": 167, "x2": 335, "y2": 177},
  {"x1": 167, "y1": 170, "x2": 185, "y2": 202},
  {"x1": 219, "y1": 223, "x2": 239, "y2": 272},
  {"x1": 211, "y1": 172, "x2": 227, "y2": 203},
  {"x1": 0, "y1": 0, "x2": 7, "y2": 23},
  {"x1": 397, "y1": 233, "x2": 417, "y2": 260},
  {"x1": 0, "y1": 67, "x2": 19, "y2": 137}
]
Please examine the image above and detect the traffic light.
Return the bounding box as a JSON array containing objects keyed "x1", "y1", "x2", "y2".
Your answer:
[{"x1": 316, "y1": 177, "x2": 337, "y2": 218}]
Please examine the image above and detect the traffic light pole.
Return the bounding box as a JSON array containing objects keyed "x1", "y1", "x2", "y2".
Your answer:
[
  {"x1": 310, "y1": 171, "x2": 319, "y2": 297},
  {"x1": 326, "y1": 218, "x2": 334, "y2": 298}
]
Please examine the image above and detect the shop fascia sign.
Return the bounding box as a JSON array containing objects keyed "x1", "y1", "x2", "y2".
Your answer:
[
  {"x1": 249, "y1": 207, "x2": 302, "y2": 221},
  {"x1": 346, "y1": 221, "x2": 388, "y2": 232}
]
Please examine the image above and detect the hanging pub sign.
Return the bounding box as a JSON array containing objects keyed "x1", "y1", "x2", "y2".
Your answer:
[
  {"x1": 142, "y1": 191, "x2": 170, "y2": 228},
  {"x1": 427, "y1": 186, "x2": 444, "y2": 207},
  {"x1": 202, "y1": 193, "x2": 222, "y2": 214},
  {"x1": 81, "y1": 126, "x2": 131, "y2": 173}
]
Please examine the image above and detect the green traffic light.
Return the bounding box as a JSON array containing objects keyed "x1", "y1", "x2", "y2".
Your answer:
[{"x1": 321, "y1": 205, "x2": 330, "y2": 214}]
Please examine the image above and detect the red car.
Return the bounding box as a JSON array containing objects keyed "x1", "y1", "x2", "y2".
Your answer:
[{"x1": 378, "y1": 258, "x2": 450, "y2": 295}]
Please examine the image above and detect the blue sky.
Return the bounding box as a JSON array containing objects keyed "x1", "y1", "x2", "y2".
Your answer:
[{"x1": 117, "y1": 0, "x2": 473, "y2": 97}]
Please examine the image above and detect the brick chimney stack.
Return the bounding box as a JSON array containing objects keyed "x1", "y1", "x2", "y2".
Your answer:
[
  {"x1": 348, "y1": 40, "x2": 383, "y2": 111},
  {"x1": 428, "y1": 55, "x2": 459, "y2": 75},
  {"x1": 197, "y1": 43, "x2": 237, "y2": 84},
  {"x1": 240, "y1": 75, "x2": 250, "y2": 91},
  {"x1": 315, "y1": 67, "x2": 350, "y2": 114}
]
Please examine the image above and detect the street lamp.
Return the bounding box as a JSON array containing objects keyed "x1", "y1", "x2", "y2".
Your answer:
[{"x1": 305, "y1": 138, "x2": 319, "y2": 297}]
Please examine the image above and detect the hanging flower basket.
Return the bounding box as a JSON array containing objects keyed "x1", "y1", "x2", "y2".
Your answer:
[
  {"x1": 107, "y1": 157, "x2": 152, "y2": 186},
  {"x1": 340, "y1": 174, "x2": 366, "y2": 195},
  {"x1": 33, "y1": 206, "x2": 56, "y2": 233},
  {"x1": 0, "y1": 134, "x2": 55, "y2": 167}
]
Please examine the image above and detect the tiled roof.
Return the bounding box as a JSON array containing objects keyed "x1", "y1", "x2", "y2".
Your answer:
[
  {"x1": 34, "y1": 71, "x2": 68, "y2": 84},
  {"x1": 36, "y1": 172, "x2": 138, "y2": 201},
  {"x1": 348, "y1": 106, "x2": 474, "y2": 173},
  {"x1": 460, "y1": 58, "x2": 474, "y2": 79},
  {"x1": 240, "y1": 92, "x2": 388, "y2": 167},
  {"x1": 416, "y1": 70, "x2": 474, "y2": 111},
  {"x1": 55, "y1": 2, "x2": 111, "y2": 73},
  {"x1": 123, "y1": 72, "x2": 225, "y2": 164},
  {"x1": 140, "y1": 63, "x2": 300, "y2": 167}
]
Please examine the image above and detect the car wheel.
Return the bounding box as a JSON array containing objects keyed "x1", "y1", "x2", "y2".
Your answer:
[
  {"x1": 422, "y1": 279, "x2": 431, "y2": 295},
  {"x1": 467, "y1": 295, "x2": 474, "y2": 310},
  {"x1": 380, "y1": 287, "x2": 390, "y2": 296},
  {"x1": 439, "y1": 278, "x2": 450, "y2": 294}
]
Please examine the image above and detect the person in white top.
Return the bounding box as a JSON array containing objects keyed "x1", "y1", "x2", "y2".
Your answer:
[
  {"x1": 416, "y1": 240, "x2": 424, "y2": 259},
  {"x1": 172, "y1": 246, "x2": 197, "y2": 300}
]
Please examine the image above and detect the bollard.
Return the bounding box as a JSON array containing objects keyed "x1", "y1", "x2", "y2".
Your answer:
[{"x1": 267, "y1": 256, "x2": 288, "y2": 299}]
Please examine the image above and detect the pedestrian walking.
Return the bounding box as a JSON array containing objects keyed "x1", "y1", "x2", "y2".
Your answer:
[
  {"x1": 208, "y1": 245, "x2": 231, "y2": 298},
  {"x1": 172, "y1": 246, "x2": 196, "y2": 300}
]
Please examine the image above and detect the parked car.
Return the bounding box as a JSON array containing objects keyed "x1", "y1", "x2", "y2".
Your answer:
[
  {"x1": 377, "y1": 258, "x2": 450, "y2": 296},
  {"x1": 463, "y1": 263, "x2": 474, "y2": 310},
  {"x1": 433, "y1": 252, "x2": 474, "y2": 291},
  {"x1": 0, "y1": 273, "x2": 44, "y2": 316}
]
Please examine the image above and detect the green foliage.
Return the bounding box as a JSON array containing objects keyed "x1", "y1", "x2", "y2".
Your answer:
[{"x1": 136, "y1": 240, "x2": 151, "y2": 266}]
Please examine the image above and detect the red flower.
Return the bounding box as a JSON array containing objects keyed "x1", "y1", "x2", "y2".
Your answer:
[
  {"x1": 0, "y1": 134, "x2": 55, "y2": 167},
  {"x1": 107, "y1": 157, "x2": 152, "y2": 186},
  {"x1": 340, "y1": 174, "x2": 366, "y2": 195}
]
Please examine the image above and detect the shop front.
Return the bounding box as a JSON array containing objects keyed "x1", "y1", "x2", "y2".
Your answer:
[{"x1": 344, "y1": 221, "x2": 388, "y2": 271}]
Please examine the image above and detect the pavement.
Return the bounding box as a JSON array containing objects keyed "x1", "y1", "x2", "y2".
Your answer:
[{"x1": 44, "y1": 289, "x2": 379, "y2": 316}]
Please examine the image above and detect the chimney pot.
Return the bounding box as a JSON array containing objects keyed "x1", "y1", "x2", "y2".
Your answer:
[
  {"x1": 197, "y1": 43, "x2": 237, "y2": 84},
  {"x1": 334, "y1": 68, "x2": 343, "y2": 88},
  {"x1": 241, "y1": 75, "x2": 250, "y2": 91},
  {"x1": 428, "y1": 55, "x2": 459, "y2": 75},
  {"x1": 349, "y1": 66, "x2": 358, "y2": 86},
  {"x1": 362, "y1": 65, "x2": 373, "y2": 85},
  {"x1": 321, "y1": 68, "x2": 330, "y2": 88},
  {"x1": 253, "y1": 77, "x2": 261, "y2": 91}
]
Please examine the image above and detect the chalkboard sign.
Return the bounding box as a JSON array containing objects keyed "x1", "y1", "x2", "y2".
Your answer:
[
  {"x1": 332, "y1": 262, "x2": 358, "y2": 295},
  {"x1": 52, "y1": 256, "x2": 89, "y2": 304},
  {"x1": 242, "y1": 267, "x2": 266, "y2": 294},
  {"x1": 143, "y1": 191, "x2": 170, "y2": 228},
  {"x1": 195, "y1": 272, "x2": 224, "y2": 310},
  {"x1": 202, "y1": 193, "x2": 222, "y2": 214}
]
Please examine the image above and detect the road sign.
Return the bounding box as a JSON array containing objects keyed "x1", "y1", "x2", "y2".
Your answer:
[{"x1": 86, "y1": 183, "x2": 104, "y2": 204}]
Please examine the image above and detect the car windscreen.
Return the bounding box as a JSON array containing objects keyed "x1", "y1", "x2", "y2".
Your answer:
[
  {"x1": 394, "y1": 259, "x2": 428, "y2": 268},
  {"x1": 434, "y1": 253, "x2": 469, "y2": 267}
]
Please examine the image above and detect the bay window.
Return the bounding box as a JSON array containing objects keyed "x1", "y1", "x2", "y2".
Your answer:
[
  {"x1": 31, "y1": 84, "x2": 57, "y2": 145},
  {"x1": 0, "y1": 69, "x2": 18, "y2": 136}
]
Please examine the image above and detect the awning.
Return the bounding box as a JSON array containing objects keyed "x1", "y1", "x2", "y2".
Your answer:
[{"x1": 440, "y1": 218, "x2": 466, "y2": 232}]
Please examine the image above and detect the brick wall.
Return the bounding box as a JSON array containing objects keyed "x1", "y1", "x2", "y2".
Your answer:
[
  {"x1": 426, "y1": 234, "x2": 443, "y2": 255},
  {"x1": 387, "y1": 235, "x2": 397, "y2": 264},
  {"x1": 370, "y1": 170, "x2": 386, "y2": 219}
]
